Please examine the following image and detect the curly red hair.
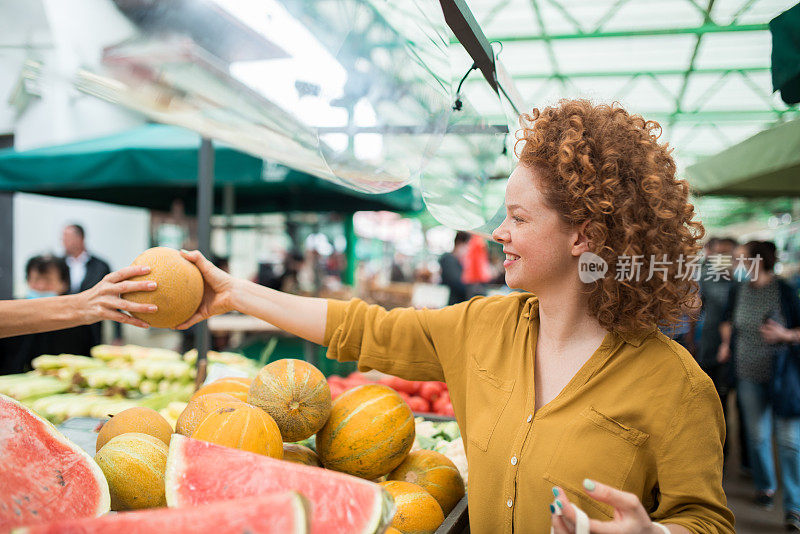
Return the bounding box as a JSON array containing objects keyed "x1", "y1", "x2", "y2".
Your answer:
[{"x1": 517, "y1": 99, "x2": 704, "y2": 333}]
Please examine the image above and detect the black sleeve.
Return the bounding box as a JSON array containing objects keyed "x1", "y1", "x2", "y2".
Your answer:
[{"x1": 722, "y1": 283, "x2": 739, "y2": 323}]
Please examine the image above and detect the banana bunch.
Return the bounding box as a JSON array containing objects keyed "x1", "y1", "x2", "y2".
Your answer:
[
  {"x1": 0, "y1": 372, "x2": 70, "y2": 401},
  {"x1": 80, "y1": 368, "x2": 142, "y2": 390},
  {"x1": 132, "y1": 359, "x2": 194, "y2": 382}
]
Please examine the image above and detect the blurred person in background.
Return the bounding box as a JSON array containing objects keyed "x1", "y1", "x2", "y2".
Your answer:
[
  {"x1": 439, "y1": 231, "x2": 470, "y2": 305},
  {"x1": 62, "y1": 224, "x2": 119, "y2": 345},
  {"x1": 718, "y1": 240, "x2": 800, "y2": 529},
  {"x1": 0, "y1": 260, "x2": 156, "y2": 374},
  {"x1": 689, "y1": 238, "x2": 737, "y2": 456},
  {"x1": 462, "y1": 234, "x2": 492, "y2": 298}
]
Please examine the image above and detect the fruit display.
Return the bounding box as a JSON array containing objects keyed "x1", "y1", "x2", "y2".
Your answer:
[
  {"x1": 7, "y1": 358, "x2": 466, "y2": 533},
  {"x1": 379, "y1": 480, "x2": 445, "y2": 534},
  {"x1": 166, "y1": 435, "x2": 394, "y2": 534},
  {"x1": 95, "y1": 433, "x2": 169, "y2": 510},
  {"x1": 316, "y1": 384, "x2": 415, "y2": 480},
  {"x1": 17, "y1": 492, "x2": 310, "y2": 534},
  {"x1": 0, "y1": 344, "x2": 260, "y2": 425},
  {"x1": 248, "y1": 359, "x2": 332, "y2": 442},
  {"x1": 0, "y1": 394, "x2": 110, "y2": 530},
  {"x1": 327, "y1": 372, "x2": 455, "y2": 416},
  {"x1": 121, "y1": 247, "x2": 204, "y2": 329}
]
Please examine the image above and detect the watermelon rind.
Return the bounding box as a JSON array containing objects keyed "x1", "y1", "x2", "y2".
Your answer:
[
  {"x1": 0, "y1": 393, "x2": 111, "y2": 526},
  {"x1": 164, "y1": 434, "x2": 395, "y2": 534}
]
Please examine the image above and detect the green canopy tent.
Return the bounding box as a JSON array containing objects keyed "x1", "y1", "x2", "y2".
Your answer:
[
  {"x1": 686, "y1": 118, "x2": 800, "y2": 197},
  {"x1": 771, "y1": 2, "x2": 800, "y2": 106},
  {"x1": 0, "y1": 124, "x2": 422, "y2": 214}
]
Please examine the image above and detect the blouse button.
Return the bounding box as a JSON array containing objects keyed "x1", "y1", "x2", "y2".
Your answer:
[
  {"x1": 526, "y1": 414, "x2": 533, "y2": 423},
  {"x1": 507, "y1": 499, "x2": 513, "y2": 508},
  {"x1": 511, "y1": 456, "x2": 518, "y2": 465}
]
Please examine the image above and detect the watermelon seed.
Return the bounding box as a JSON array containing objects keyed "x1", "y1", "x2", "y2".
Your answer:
[
  {"x1": 22, "y1": 495, "x2": 30, "y2": 502},
  {"x1": 13, "y1": 507, "x2": 21, "y2": 516},
  {"x1": 55, "y1": 469, "x2": 66, "y2": 487},
  {"x1": 31, "y1": 510, "x2": 38, "y2": 515}
]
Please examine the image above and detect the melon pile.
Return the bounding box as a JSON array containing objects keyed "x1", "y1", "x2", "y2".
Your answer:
[{"x1": 5, "y1": 358, "x2": 466, "y2": 534}]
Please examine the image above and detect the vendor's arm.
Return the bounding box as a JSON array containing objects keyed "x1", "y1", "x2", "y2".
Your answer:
[
  {"x1": 0, "y1": 265, "x2": 157, "y2": 338},
  {"x1": 178, "y1": 250, "x2": 328, "y2": 344}
]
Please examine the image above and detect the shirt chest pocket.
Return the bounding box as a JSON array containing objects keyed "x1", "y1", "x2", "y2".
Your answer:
[
  {"x1": 544, "y1": 407, "x2": 650, "y2": 518},
  {"x1": 465, "y1": 355, "x2": 516, "y2": 452}
]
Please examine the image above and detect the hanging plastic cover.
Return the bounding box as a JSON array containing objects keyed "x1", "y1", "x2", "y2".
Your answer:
[{"x1": 73, "y1": 0, "x2": 519, "y2": 228}]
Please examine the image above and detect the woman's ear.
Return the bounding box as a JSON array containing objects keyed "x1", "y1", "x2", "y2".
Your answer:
[{"x1": 571, "y1": 221, "x2": 591, "y2": 257}]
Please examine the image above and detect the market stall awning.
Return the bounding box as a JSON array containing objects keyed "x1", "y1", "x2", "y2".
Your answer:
[
  {"x1": 771, "y1": 2, "x2": 800, "y2": 105},
  {"x1": 686, "y1": 117, "x2": 800, "y2": 197},
  {"x1": 0, "y1": 125, "x2": 422, "y2": 214}
]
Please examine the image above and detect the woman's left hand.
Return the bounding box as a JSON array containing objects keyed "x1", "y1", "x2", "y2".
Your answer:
[
  {"x1": 551, "y1": 480, "x2": 664, "y2": 534},
  {"x1": 760, "y1": 319, "x2": 792, "y2": 344}
]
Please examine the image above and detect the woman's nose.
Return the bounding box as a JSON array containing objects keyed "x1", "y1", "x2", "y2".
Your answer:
[{"x1": 492, "y1": 223, "x2": 509, "y2": 244}]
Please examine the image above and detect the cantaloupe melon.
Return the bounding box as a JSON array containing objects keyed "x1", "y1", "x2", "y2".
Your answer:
[
  {"x1": 248, "y1": 359, "x2": 331, "y2": 442},
  {"x1": 388, "y1": 450, "x2": 465, "y2": 515},
  {"x1": 379, "y1": 481, "x2": 444, "y2": 534},
  {"x1": 96, "y1": 407, "x2": 173, "y2": 453},
  {"x1": 283, "y1": 443, "x2": 322, "y2": 467},
  {"x1": 94, "y1": 433, "x2": 168, "y2": 511},
  {"x1": 192, "y1": 403, "x2": 283, "y2": 458},
  {"x1": 175, "y1": 393, "x2": 242, "y2": 437},
  {"x1": 122, "y1": 247, "x2": 203, "y2": 329},
  {"x1": 192, "y1": 377, "x2": 251, "y2": 402}
]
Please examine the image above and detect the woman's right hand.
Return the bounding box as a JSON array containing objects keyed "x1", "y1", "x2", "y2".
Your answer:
[
  {"x1": 717, "y1": 343, "x2": 731, "y2": 363},
  {"x1": 176, "y1": 250, "x2": 236, "y2": 329}
]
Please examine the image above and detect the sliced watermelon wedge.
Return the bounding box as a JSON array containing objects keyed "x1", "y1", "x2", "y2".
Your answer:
[
  {"x1": 15, "y1": 492, "x2": 309, "y2": 534},
  {"x1": 0, "y1": 394, "x2": 110, "y2": 530},
  {"x1": 165, "y1": 435, "x2": 394, "y2": 534}
]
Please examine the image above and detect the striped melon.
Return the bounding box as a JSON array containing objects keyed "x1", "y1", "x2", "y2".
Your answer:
[
  {"x1": 248, "y1": 359, "x2": 331, "y2": 442},
  {"x1": 388, "y1": 450, "x2": 465, "y2": 515},
  {"x1": 379, "y1": 481, "x2": 444, "y2": 534},
  {"x1": 283, "y1": 443, "x2": 322, "y2": 467},
  {"x1": 316, "y1": 384, "x2": 415, "y2": 480},
  {"x1": 175, "y1": 393, "x2": 243, "y2": 437},
  {"x1": 94, "y1": 433, "x2": 168, "y2": 510},
  {"x1": 192, "y1": 403, "x2": 283, "y2": 458}
]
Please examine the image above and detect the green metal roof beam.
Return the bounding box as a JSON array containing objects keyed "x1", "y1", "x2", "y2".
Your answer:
[
  {"x1": 475, "y1": 66, "x2": 770, "y2": 80},
  {"x1": 528, "y1": 0, "x2": 566, "y2": 90},
  {"x1": 462, "y1": 22, "x2": 767, "y2": 42}
]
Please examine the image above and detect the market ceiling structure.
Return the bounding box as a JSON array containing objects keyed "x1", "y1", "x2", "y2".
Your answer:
[{"x1": 455, "y1": 0, "x2": 799, "y2": 171}]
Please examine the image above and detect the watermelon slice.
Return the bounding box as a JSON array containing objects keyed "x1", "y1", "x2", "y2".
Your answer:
[
  {"x1": 0, "y1": 394, "x2": 110, "y2": 530},
  {"x1": 15, "y1": 492, "x2": 309, "y2": 534},
  {"x1": 165, "y1": 435, "x2": 394, "y2": 534}
]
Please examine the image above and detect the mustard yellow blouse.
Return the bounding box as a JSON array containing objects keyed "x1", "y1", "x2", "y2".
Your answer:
[{"x1": 324, "y1": 293, "x2": 734, "y2": 533}]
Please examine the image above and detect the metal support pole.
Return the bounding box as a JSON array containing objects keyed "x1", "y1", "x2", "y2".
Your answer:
[
  {"x1": 223, "y1": 183, "x2": 235, "y2": 257},
  {"x1": 194, "y1": 138, "x2": 214, "y2": 388},
  {"x1": 0, "y1": 192, "x2": 13, "y2": 300},
  {"x1": 343, "y1": 214, "x2": 357, "y2": 286}
]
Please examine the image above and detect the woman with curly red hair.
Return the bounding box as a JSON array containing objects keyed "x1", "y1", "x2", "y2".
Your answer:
[{"x1": 178, "y1": 99, "x2": 734, "y2": 533}]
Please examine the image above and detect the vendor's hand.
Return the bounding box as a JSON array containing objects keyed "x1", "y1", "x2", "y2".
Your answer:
[
  {"x1": 760, "y1": 319, "x2": 791, "y2": 344},
  {"x1": 717, "y1": 343, "x2": 731, "y2": 363},
  {"x1": 77, "y1": 265, "x2": 157, "y2": 328},
  {"x1": 176, "y1": 250, "x2": 235, "y2": 329},
  {"x1": 551, "y1": 480, "x2": 664, "y2": 534}
]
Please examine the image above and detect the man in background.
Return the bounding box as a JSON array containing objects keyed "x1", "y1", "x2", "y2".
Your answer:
[
  {"x1": 62, "y1": 224, "x2": 117, "y2": 346},
  {"x1": 439, "y1": 231, "x2": 470, "y2": 305}
]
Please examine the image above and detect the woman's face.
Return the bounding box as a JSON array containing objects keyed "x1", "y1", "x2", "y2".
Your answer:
[{"x1": 491, "y1": 166, "x2": 578, "y2": 292}]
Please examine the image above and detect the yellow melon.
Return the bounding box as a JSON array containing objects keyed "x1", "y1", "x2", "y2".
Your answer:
[
  {"x1": 191, "y1": 402, "x2": 283, "y2": 458},
  {"x1": 379, "y1": 481, "x2": 444, "y2": 534},
  {"x1": 248, "y1": 359, "x2": 331, "y2": 442},
  {"x1": 122, "y1": 247, "x2": 203, "y2": 329},
  {"x1": 282, "y1": 443, "x2": 322, "y2": 467},
  {"x1": 95, "y1": 407, "x2": 173, "y2": 453},
  {"x1": 388, "y1": 450, "x2": 465, "y2": 515},
  {"x1": 316, "y1": 384, "x2": 414, "y2": 480},
  {"x1": 94, "y1": 433, "x2": 168, "y2": 511},
  {"x1": 192, "y1": 377, "x2": 252, "y2": 402},
  {"x1": 175, "y1": 393, "x2": 242, "y2": 437}
]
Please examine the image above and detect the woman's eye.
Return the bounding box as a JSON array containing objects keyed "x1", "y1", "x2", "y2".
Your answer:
[{"x1": 512, "y1": 216, "x2": 524, "y2": 223}]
